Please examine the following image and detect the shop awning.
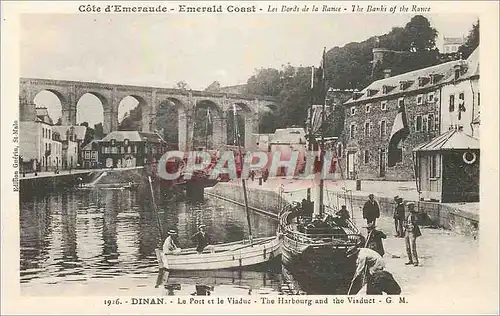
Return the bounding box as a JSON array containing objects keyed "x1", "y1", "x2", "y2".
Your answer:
[{"x1": 413, "y1": 128, "x2": 479, "y2": 152}]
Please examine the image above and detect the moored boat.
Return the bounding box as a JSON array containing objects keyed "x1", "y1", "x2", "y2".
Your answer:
[
  {"x1": 278, "y1": 49, "x2": 364, "y2": 294},
  {"x1": 152, "y1": 102, "x2": 281, "y2": 272},
  {"x1": 155, "y1": 236, "x2": 281, "y2": 271}
]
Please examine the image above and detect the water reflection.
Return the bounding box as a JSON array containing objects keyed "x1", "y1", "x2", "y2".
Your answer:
[{"x1": 20, "y1": 184, "x2": 281, "y2": 295}]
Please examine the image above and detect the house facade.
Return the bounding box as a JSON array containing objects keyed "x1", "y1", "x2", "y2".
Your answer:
[
  {"x1": 82, "y1": 131, "x2": 168, "y2": 168},
  {"x1": 338, "y1": 47, "x2": 480, "y2": 181},
  {"x1": 339, "y1": 61, "x2": 462, "y2": 180},
  {"x1": 440, "y1": 48, "x2": 480, "y2": 136},
  {"x1": 20, "y1": 107, "x2": 63, "y2": 172},
  {"x1": 81, "y1": 141, "x2": 99, "y2": 169},
  {"x1": 52, "y1": 126, "x2": 87, "y2": 169}
]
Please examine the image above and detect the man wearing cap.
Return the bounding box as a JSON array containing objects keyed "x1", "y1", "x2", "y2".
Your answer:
[
  {"x1": 191, "y1": 225, "x2": 211, "y2": 254},
  {"x1": 163, "y1": 230, "x2": 182, "y2": 255},
  {"x1": 393, "y1": 196, "x2": 405, "y2": 238},
  {"x1": 346, "y1": 247, "x2": 385, "y2": 294},
  {"x1": 362, "y1": 194, "x2": 380, "y2": 225},
  {"x1": 404, "y1": 202, "x2": 422, "y2": 266},
  {"x1": 365, "y1": 223, "x2": 387, "y2": 257}
]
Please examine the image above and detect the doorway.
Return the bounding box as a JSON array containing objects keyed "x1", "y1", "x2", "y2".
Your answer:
[
  {"x1": 379, "y1": 149, "x2": 386, "y2": 177},
  {"x1": 347, "y1": 152, "x2": 356, "y2": 179}
]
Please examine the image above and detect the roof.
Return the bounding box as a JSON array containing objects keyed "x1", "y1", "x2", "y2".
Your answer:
[
  {"x1": 51, "y1": 126, "x2": 87, "y2": 141},
  {"x1": 100, "y1": 131, "x2": 143, "y2": 142},
  {"x1": 99, "y1": 130, "x2": 166, "y2": 143},
  {"x1": 345, "y1": 60, "x2": 461, "y2": 105},
  {"x1": 138, "y1": 132, "x2": 166, "y2": 143},
  {"x1": 447, "y1": 47, "x2": 479, "y2": 81},
  {"x1": 35, "y1": 107, "x2": 54, "y2": 125},
  {"x1": 271, "y1": 128, "x2": 306, "y2": 144},
  {"x1": 414, "y1": 129, "x2": 479, "y2": 152},
  {"x1": 82, "y1": 141, "x2": 96, "y2": 151}
]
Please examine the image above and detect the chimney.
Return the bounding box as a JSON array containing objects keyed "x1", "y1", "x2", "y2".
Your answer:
[{"x1": 383, "y1": 69, "x2": 392, "y2": 78}]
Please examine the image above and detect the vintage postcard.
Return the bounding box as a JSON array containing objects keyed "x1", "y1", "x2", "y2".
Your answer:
[{"x1": 1, "y1": 1, "x2": 498, "y2": 314}]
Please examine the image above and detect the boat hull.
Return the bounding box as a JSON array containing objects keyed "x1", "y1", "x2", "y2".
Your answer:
[
  {"x1": 156, "y1": 236, "x2": 281, "y2": 271},
  {"x1": 281, "y1": 236, "x2": 357, "y2": 294}
]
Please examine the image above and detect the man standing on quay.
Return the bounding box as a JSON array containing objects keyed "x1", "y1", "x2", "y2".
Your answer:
[
  {"x1": 404, "y1": 202, "x2": 422, "y2": 267},
  {"x1": 393, "y1": 196, "x2": 405, "y2": 237},
  {"x1": 363, "y1": 194, "x2": 380, "y2": 225}
]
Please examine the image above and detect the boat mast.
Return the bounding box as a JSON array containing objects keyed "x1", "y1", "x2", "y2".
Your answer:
[
  {"x1": 307, "y1": 66, "x2": 315, "y2": 202},
  {"x1": 318, "y1": 47, "x2": 327, "y2": 218},
  {"x1": 204, "y1": 108, "x2": 210, "y2": 149},
  {"x1": 233, "y1": 105, "x2": 253, "y2": 245}
]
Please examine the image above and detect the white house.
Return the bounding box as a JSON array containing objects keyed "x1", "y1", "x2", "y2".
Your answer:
[
  {"x1": 440, "y1": 47, "x2": 479, "y2": 137},
  {"x1": 20, "y1": 107, "x2": 63, "y2": 172}
]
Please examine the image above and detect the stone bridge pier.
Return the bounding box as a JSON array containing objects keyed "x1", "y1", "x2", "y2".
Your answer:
[{"x1": 19, "y1": 78, "x2": 277, "y2": 151}]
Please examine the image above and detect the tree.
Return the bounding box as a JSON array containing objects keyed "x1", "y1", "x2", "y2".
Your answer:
[
  {"x1": 244, "y1": 15, "x2": 441, "y2": 135},
  {"x1": 119, "y1": 105, "x2": 142, "y2": 131},
  {"x1": 459, "y1": 20, "x2": 479, "y2": 59},
  {"x1": 94, "y1": 123, "x2": 104, "y2": 139},
  {"x1": 174, "y1": 81, "x2": 190, "y2": 90},
  {"x1": 404, "y1": 15, "x2": 438, "y2": 52},
  {"x1": 80, "y1": 122, "x2": 94, "y2": 147},
  {"x1": 246, "y1": 68, "x2": 282, "y2": 96}
]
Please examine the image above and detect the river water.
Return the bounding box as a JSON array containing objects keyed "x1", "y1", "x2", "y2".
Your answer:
[{"x1": 20, "y1": 184, "x2": 297, "y2": 296}]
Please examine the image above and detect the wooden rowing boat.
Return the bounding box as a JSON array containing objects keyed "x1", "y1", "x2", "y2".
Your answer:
[{"x1": 155, "y1": 235, "x2": 281, "y2": 271}]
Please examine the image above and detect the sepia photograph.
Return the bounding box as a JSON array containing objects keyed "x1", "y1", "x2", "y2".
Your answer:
[{"x1": 2, "y1": 1, "x2": 499, "y2": 314}]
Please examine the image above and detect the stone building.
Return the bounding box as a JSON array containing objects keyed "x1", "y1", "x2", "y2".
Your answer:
[
  {"x1": 339, "y1": 61, "x2": 463, "y2": 180},
  {"x1": 85, "y1": 131, "x2": 168, "y2": 168}
]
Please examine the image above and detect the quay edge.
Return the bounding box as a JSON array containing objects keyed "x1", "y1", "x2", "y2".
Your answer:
[{"x1": 206, "y1": 181, "x2": 479, "y2": 238}]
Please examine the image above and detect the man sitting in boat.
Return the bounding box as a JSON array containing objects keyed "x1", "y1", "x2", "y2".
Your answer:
[
  {"x1": 305, "y1": 214, "x2": 331, "y2": 235},
  {"x1": 163, "y1": 230, "x2": 182, "y2": 255},
  {"x1": 334, "y1": 205, "x2": 350, "y2": 227},
  {"x1": 300, "y1": 199, "x2": 314, "y2": 218},
  {"x1": 191, "y1": 225, "x2": 211, "y2": 254}
]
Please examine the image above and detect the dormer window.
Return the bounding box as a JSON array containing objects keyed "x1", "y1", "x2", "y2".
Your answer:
[
  {"x1": 367, "y1": 89, "x2": 378, "y2": 97},
  {"x1": 430, "y1": 74, "x2": 436, "y2": 85},
  {"x1": 382, "y1": 85, "x2": 395, "y2": 94},
  {"x1": 399, "y1": 81, "x2": 412, "y2": 90},
  {"x1": 352, "y1": 92, "x2": 363, "y2": 100},
  {"x1": 454, "y1": 64, "x2": 464, "y2": 80},
  {"x1": 418, "y1": 77, "x2": 429, "y2": 87}
]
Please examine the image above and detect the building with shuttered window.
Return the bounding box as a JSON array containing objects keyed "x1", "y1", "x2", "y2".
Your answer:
[{"x1": 337, "y1": 47, "x2": 479, "y2": 181}]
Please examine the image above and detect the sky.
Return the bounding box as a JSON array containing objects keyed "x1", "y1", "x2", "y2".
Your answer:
[{"x1": 21, "y1": 13, "x2": 478, "y2": 126}]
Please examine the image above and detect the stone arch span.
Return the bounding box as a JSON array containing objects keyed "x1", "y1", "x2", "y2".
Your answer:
[
  {"x1": 193, "y1": 99, "x2": 224, "y2": 150},
  {"x1": 155, "y1": 97, "x2": 188, "y2": 150}
]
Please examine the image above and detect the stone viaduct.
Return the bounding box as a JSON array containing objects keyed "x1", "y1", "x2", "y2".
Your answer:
[{"x1": 19, "y1": 78, "x2": 278, "y2": 150}]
